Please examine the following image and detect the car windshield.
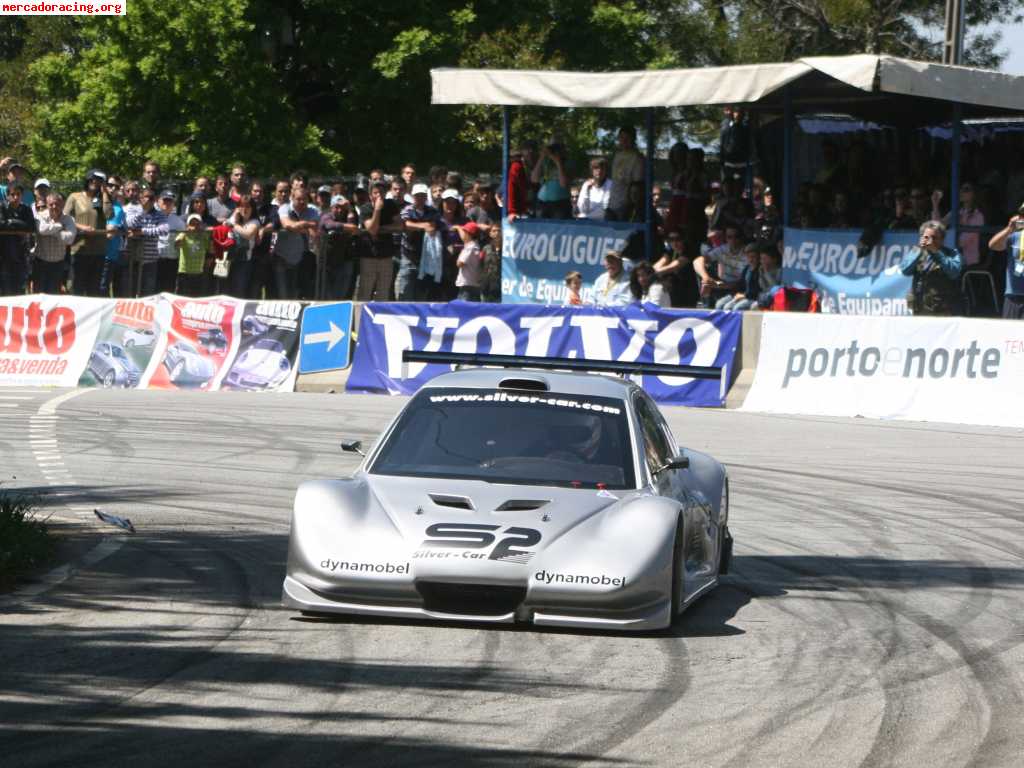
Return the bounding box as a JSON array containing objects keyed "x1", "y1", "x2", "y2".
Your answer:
[
  {"x1": 111, "y1": 346, "x2": 126, "y2": 358},
  {"x1": 370, "y1": 388, "x2": 636, "y2": 489}
]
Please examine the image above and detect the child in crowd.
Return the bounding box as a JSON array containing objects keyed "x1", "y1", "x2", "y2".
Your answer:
[
  {"x1": 176, "y1": 214, "x2": 211, "y2": 296},
  {"x1": 454, "y1": 221, "x2": 483, "y2": 301},
  {"x1": 563, "y1": 270, "x2": 583, "y2": 305}
]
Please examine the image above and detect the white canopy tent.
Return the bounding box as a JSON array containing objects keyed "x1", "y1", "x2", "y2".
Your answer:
[
  {"x1": 431, "y1": 54, "x2": 1024, "y2": 256},
  {"x1": 431, "y1": 55, "x2": 1024, "y2": 118}
]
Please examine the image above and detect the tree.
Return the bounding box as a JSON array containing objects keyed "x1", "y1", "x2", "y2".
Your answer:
[
  {"x1": 727, "y1": 0, "x2": 1021, "y2": 68},
  {"x1": 27, "y1": 0, "x2": 339, "y2": 180}
]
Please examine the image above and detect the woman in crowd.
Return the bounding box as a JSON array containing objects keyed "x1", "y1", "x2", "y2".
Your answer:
[
  {"x1": 577, "y1": 158, "x2": 612, "y2": 221},
  {"x1": 653, "y1": 228, "x2": 698, "y2": 307},
  {"x1": 438, "y1": 188, "x2": 467, "y2": 300},
  {"x1": 629, "y1": 261, "x2": 669, "y2": 307},
  {"x1": 228, "y1": 195, "x2": 260, "y2": 298},
  {"x1": 532, "y1": 141, "x2": 572, "y2": 219}
]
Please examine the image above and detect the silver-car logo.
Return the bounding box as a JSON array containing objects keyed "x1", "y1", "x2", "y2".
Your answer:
[{"x1": 421, "y1": 523, "x2": 542, "y2": 564}]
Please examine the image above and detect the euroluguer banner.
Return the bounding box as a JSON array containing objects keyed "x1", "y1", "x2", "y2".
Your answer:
[
  {"x1": 1, "y1": 293, "x2": 302, "y2": 392},
  {"x1": 502, "y1": 218, "x2": 644, "y2": 304},
  {"x1": 783, "y1": 228, "x2": 916, "y2": 315}
]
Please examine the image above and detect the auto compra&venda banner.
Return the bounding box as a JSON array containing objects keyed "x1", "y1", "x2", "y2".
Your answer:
[
  {"x1": 1, "y1": 294, "x2": 303, "y2": 393},
  {"x1": 742, "y1": 313, "x2": 1024, "y2": 428},
  {"x1": 347, "y1": 301, "x2": 741, "y2": 406},
  {"x1": 0, "y1": 295, "x2": 107, "y2": 387}
]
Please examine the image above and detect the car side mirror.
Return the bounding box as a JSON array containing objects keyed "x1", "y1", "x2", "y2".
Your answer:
[
  {"x1": 654, "y1": 454, "x2": 689, "y2": 476},
  {"x1": 340, "y1": 440, "x2": 364, "y2": 456}
]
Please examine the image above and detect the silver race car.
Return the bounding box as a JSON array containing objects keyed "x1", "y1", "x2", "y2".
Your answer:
[{"x1": 283, "y1": 352, "x2": 732, "y2": 632}]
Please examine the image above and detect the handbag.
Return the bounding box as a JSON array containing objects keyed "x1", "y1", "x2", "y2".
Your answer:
[{"x1": 213, "y1": 256, "x2": 231, "y2": 278}]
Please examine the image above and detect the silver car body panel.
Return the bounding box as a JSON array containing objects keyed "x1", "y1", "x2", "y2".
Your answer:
[{"x1": 284, "y1": 368, "x2": 729, "y2": 632}]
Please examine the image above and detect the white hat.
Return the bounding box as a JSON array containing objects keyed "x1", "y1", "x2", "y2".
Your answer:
[
  {"x1": 34, "y1": 178, "x2": 51, "y2": 189},
  {"x1": 186, "y1": 214, "x2": 203, "y2": 225},
  {"x1": 411, "y1": 183, "x2": 430, "y2": 196},
  {"x1": 441, "y1": 188, "x2": 460, "y2": 201},
  {"x1": 330, "y1": 195, "x2": 348, "y2": 206}
]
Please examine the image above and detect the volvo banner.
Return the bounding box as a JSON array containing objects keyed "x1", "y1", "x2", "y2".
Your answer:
[
  {"x1": 502, "y1": 218, "x2": 644, "y2": 305},
  {"x1": 783, "y1": 228, "x2": 916, "y2": 315},
  {"x1": 742, "y1": 313, "x2": 1024, "y2": 428},
  {"x1": 347, "y1": 302, "x2": 741, "y2": 406}
]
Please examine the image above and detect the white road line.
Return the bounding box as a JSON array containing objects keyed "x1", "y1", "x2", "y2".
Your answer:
[
  {"x1": 0, "y1": 395, "x2": 32, "y2": 400},
  {"x1": 10, "y1": 388, "x2": 130, "y2": 607}
]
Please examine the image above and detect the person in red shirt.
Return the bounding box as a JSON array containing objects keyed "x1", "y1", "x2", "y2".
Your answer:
[{"x1": 507, "y1": 146, "x2": 529, "y2": 221}]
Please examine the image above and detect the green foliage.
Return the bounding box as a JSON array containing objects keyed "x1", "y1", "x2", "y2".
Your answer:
[
  {"x1": 26, "y1": 0, "x2": 339, "y2": 179},
  {"x1": 0, "y1": 488, "x2": 53, "y2": 590},
  {"x1": 1, "y1": 0, "x2": 1018, "y2": 178}
]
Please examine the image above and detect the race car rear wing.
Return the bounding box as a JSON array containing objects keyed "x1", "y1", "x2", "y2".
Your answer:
[{"x1": 401, "y1": 350, "x2": 728, "y2": 399}]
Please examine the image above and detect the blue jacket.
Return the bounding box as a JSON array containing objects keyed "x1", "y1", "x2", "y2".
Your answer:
[{"x1": 899, "y1": 246, "x2": 962, "y2": 279}]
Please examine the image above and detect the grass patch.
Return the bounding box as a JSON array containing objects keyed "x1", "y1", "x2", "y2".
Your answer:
[{"x1": 0, "y1": 488, "x2": 55, "y2": 590}]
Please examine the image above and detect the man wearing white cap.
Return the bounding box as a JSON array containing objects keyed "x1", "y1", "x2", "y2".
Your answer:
[
  {"x1": 32, "y1": 179, "x2": 51, "y2": 219},
  {"x1": 397, "y1": 182, "x2": 440, "y2": 301}
]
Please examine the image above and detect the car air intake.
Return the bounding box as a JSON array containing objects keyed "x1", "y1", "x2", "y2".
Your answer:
[
  {"x1": 495, "y1": 499, "x2": 550, "y2": 512},
  {"x1": 428, "y1": 494, "x2": 474, "y2": 510},
  {"x1": 416, "y1": 581, "x2": 527, "y2": 616},
  {"x1": 498, "y1": 377, "x2": 549, "y2": 391}
]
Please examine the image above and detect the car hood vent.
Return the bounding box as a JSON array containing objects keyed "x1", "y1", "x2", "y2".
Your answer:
[
  {"x1": 495, "y1": 499, "x2": 550, "y2": 512},
  {"x1": 498, "y1": 376, "x2": 548, "y2": 391},
  {"x1": 428, "y1": 493, "x2": 474, "y2": 510}
]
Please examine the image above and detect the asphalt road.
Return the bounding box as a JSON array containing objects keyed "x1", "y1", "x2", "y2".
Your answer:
[{"x1": 2, "y1": 388, "x2": 1023, "y2": 767}]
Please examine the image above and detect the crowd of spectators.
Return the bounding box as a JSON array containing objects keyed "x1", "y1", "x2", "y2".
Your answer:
[{"x1": 1, "y1": 118, "x2": 1021, "y2": 317}]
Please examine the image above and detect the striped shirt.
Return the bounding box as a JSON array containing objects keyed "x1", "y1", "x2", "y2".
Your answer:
[
  {"x1": 126, "y1": 207, "x2": 168, "y2": 262},
  {"x1": 33, "y1": 211, "x2": 77, "y2": 263}
]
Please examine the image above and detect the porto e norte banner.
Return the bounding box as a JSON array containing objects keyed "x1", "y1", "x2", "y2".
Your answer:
[
  {"x1": 742, "y1": 313, "x2": 1024, "y2": 428},
  {"x1": 0, "y1": 293, "x2": 302, "y2": 392},
  {"x1": 784, "y1": 228, "x2": 915, "y2": 315},
  {"x1": 502, "y1": 218, "x2": 644, "y2": 305},
  {"x1": 347, "y1": 302, "x2": 741, "y2": 406}
]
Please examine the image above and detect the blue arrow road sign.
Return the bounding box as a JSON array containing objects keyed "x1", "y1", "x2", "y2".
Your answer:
[{"x1": 298, "y1": 302, "x2": 354, "y2": 374}]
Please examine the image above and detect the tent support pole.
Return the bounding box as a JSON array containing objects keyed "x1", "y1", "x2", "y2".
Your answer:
[
  {"x1": 783, "y1": 87, "x2": 793, "y2": 227},
  {"x1": 645, "y1": 107, "x2": 655, "y2": 262},
  {"x1": 949, "y1": 104, "x2": 962, "y2": 249},
  {"x1": 501, "y1": 106, "x2": 510, "y2": 216}
]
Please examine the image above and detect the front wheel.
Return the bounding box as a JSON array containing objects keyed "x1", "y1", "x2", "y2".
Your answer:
[{"x1": 102, "y1": 369, "x2": 116, "y2": 388}]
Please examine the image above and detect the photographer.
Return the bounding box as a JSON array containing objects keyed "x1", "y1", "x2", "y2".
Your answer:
[
  {"x1": 899, "y1": 220, "x2": 963, "y2": 316},
  {"x1": 987, "y1": 203, "x2": 1024, "y2": 319}
]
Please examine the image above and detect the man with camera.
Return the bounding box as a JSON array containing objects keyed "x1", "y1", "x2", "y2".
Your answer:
[
  {"x1": 987, "y1": 203, "x2": 1024, "y2": 320},
  {"x1": 898, "y1": 220, "x2": 963, "y2": 316}
]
